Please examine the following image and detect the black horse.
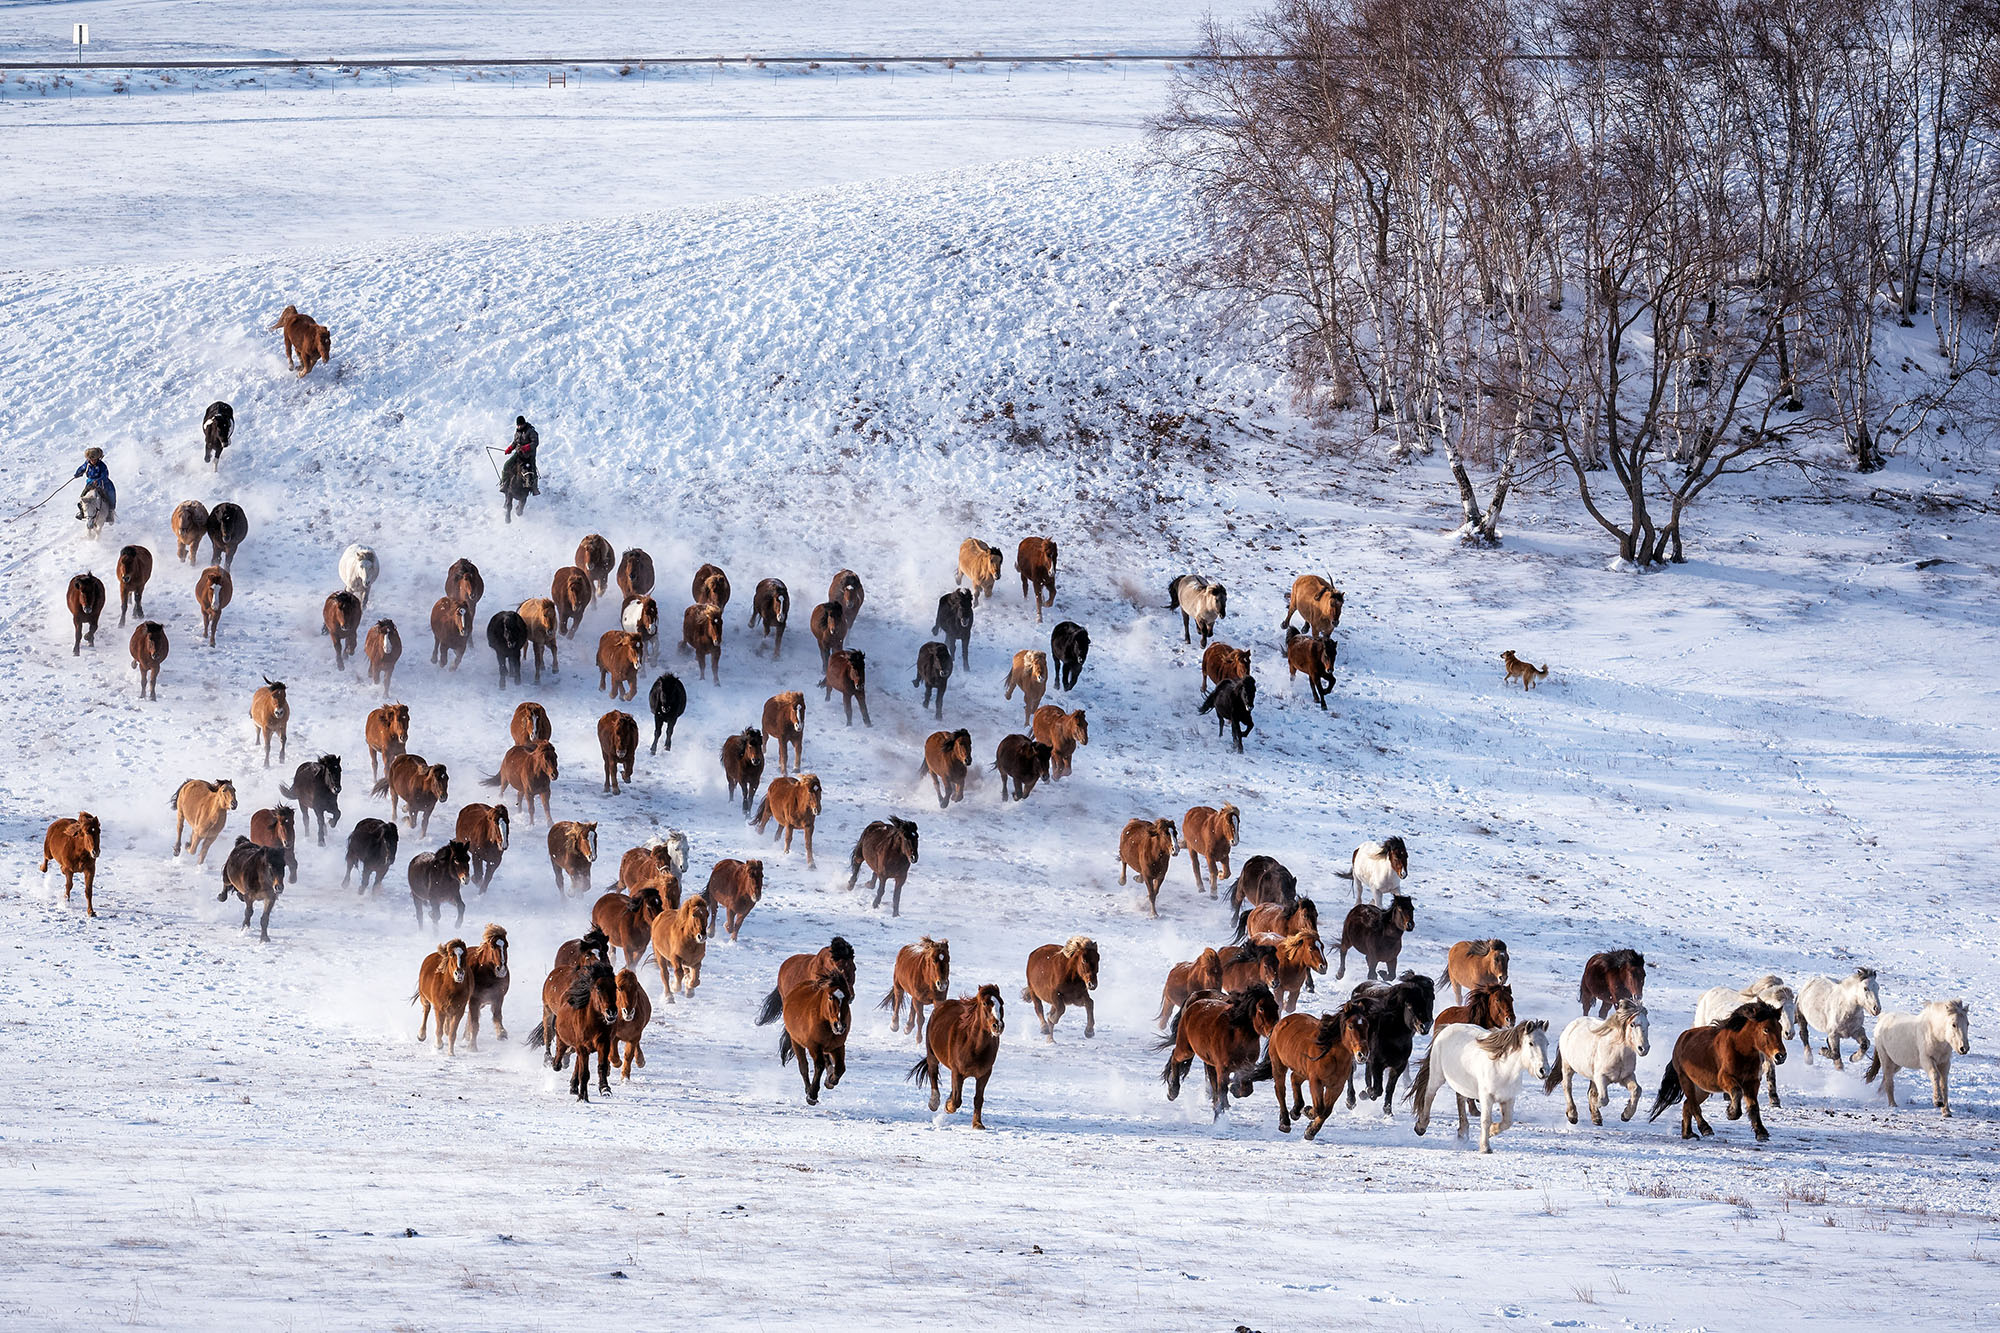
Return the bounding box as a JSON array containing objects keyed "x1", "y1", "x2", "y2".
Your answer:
[
  {"x1": 1345, "y1": 971, "x2": 1435, "y2": 1111},
  {"x1": 649, "y1": 671, "x2": 687, "y2": 753},
  {"x1": 202, "y1": 401, "x2": 234, "y2": 469},
  {"x1": 486, "y1": 610, "x2": 528, "y2": 687},
  {"x1": 932, "y1": 589, "x2": 974, "y2": 668},
  {"x1": 278, "y1": 754, "x2": 343, "y2": 846},
  {"x1": 1197, "y1": 675, "x2": 1256, "y2": 752},
  {"x1": 913, "y1": 641, "x2": 952, "y2": 720},
  {"x1": 500, "y1": 416, "x2": 538, "y2": 524},
  {"x1": 1050, "y1": 620, "x2": 1090, "y2": 691}
]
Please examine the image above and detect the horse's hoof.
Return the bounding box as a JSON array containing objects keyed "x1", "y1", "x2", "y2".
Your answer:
[{"x1": 1565, "y1": 1110, "x2": 1578, "y2": 1125}]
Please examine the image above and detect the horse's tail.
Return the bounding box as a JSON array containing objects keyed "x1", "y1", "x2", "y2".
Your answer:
[
  {"x1": 479, "y1": 771, "x2": 505, "y2": 789},
  {"x1": 750, "y1": 792, "x2": 771, "y2": 826},
  {"x1": 754, "y1": 985, "x2": 784, "y2": 1027},
  {"x1": 1577, "y1": 974, "x2": 1593, "y2": 1010},
  {"x1": 167, "y1": 780, "x2": 189, "y2": 809},
  {"x1": 1197, "y1": 683, "x2": 1221, "y2": 716},
  {"x1": 878, "y1": 985, "x2": 898, "y2": 1012},
  {"x1": 1153, "y1": 1006, "x2": 1185, "y2": 1057},
  {"x1": 846, "y1": 834, "x2": 866, "y2": 890},
  {"x1": 1542, "y1": 1058, "x2": 1566, "y2": 1095},
  {"x1": 1863, "y1": 1050, "x2": 1882, "y2": 1085},
  {"x1": 369, "y1": 776, "x2": 392, "y2": 798},
  {"x1": 277, "y1": 779, "x2": 297, "y2": 801},
  {"x1": 1646, "y1": 1062, "x2": 1684, "y2": 1122},
  {"x1": 778, "y1": 1032, "x2": 795, "y2": 1067},
  {"x1": 1435, "y1": 961, "x2": 1454, "y2": 989},
  {"x1": 1229, "y1": 908, "x2": 1253, "y2": 945},
  {"x1": 1406, "y1": 1045, "x2": 1434, "y2": 1108},
  {"x1": 905, "y1": 1053, "x2": 933, "y2": 1086},
  {"x1": 1225, "y1": 873, "x2": 1247, "y2": 912}
]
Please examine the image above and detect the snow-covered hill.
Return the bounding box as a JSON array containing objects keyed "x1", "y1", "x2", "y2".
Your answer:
[{"x1": 1, "y1": 151, "x2": 1997, "y2": 1329}]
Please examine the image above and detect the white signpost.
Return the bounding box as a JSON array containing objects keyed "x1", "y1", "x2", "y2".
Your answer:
[{"x1": 73, "y1": 22, "x2": 88, "y2": 64}]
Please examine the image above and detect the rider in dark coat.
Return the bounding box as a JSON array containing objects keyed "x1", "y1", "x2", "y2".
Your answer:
[
  {"x1": 502, "y1": 416, "x2": 540, "y2": 496},
  {"x1": 74, "y1": 447, "x2": 115, "y2": 522}
]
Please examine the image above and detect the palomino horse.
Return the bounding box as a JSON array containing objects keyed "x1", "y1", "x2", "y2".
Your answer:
[
  {"x1": 547, "y1": 820, "x2": 599, "y2": 897},
  {"x1": 40, "y1": 812, "x2": 102, "y2": 916},
  {"x1": 909, "y1": 984, "x2": 1005, "y2": 1128},
  {"x1": 847, "y1": 817, "x2": 918, "y2": 916},
  {"x1": 1023, "y1": 937, "x2": 1099, "y2": 1040},
  {"x1": 1867, "y1": 1000, "x2": 1973, "y2": 1118},
  {"x1": 752, "y1": 774, "x2": 822, "y2": 868},
  {"x1": 1159, "y1": 984, "x2": 1280, "y2": 1120},
  {"x1": 217, "y1": 836, "x2": 286, "y2": 940},
  {"x1": 882, "y1": 937, "x2": 950, "y2": 1039},
  {"x1": 67, "y1": 572, "x2": 105, "y2": 655},
  {"x1": 1282, "y1": 573, "x2": 1344, "y2": 636},
  {"x1": 956, "y1": 538, "x2": 1002, "y2": 603},
  {"x1": 171, "y1": 778, "x2": 236, "y2": 863},
  {"x1": 1546, "y1": 1000, "x2": 1651, "y2": 1126},
  {"x1": 756, "y1": 937, "x2": 856, "y2": 1026},
  {"x1": 1410, "y1": 1020, "x2": 1553, "y2": 1153},
  {"x1": 779, "y1": 973, "x2": 852, "y2": 1106},
  {"x1": 414, "y1": 939, "x2": 474, "y2": 1055},
  {"x1": 649, "y1": 895, "x2": 712, "y2": 1001},
  {"x1": 1648, "y1": 1003, "x2": 1788, "y2": 1142}
]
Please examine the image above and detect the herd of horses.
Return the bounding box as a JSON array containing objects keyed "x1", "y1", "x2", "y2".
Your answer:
[{"x1": 36, "y1": 357, "x2": 1975, "y2": 1141}]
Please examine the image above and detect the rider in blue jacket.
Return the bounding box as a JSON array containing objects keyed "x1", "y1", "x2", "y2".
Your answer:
[{"x1": 74, "y1": 448, "x2": 115, "y2": 521}]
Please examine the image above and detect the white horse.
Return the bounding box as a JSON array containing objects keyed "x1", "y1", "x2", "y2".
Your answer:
[
  {"x1": 1166, "y1": 574, "x2": 1228, "y2": 647},
  {"x1": 622, "y1": 595, "x2": 660, "y2": 662},
  {"x1": 1796, "y1": 968, "x2": 1882, "y2": 1067},
  {"x1": 1411, "y1": 1019, "x2": 1552, "y2": 1153},
  {"x1": 649, "y1": 828, "x2": 690, "y2": 877},
  {"x1": 1336, "y1": 836, "x2": 1408, "y2": 908},
  {"x1": 1866, "y1": 1000, "x2": 1971, "y2": 1117},
  {"x1": 79, "y1": 484, "x2": 112, "y2": 538},
  {"x1": 1546, "y1": 1000, "x2": 1650, "y2": 1126},
  {"x1": 339, "y1": 544, "x2": 379, "y2": 610},
  {"x1": 1695, "y1": 975, "x2": 1803, "y2": 1102}
]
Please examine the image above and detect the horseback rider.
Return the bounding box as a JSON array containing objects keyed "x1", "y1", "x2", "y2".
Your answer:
[
  {"x1": 74, "y1": 447, "x2": 116, "y2": 523},
  {"x1": 501, "y1": 416, "x2": 540, "y2": 496}
]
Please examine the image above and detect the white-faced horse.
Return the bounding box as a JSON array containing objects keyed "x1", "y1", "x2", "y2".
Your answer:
[
  {"x1": 340, "y1": 544, "x2": 380, "y2": 610},
  {"x1": 80, "y1": 485, "x2": 112, "y2": 538},
  {"x1": 1796, "y1": 968, "x2": 1882, "y2": 1067},
  {"x1": 1545, "y1": 1000, "x2": 1650, "y2": 1126},
  {"x1": 1410, "y1": 1019, "x2": 1552, "y2": 1153},
  {"x1": 1695, "y1": 975, "x2": 1803, "y2": 1103},
  {"x1": 1865, "y1": 1000, "x2": 1970, "y2": 1117}
]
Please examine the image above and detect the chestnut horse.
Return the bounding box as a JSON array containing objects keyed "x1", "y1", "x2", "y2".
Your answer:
[
  {"x1": 808, "y1": 600, "x2": 847, "y2": 670},
  {"x1": 597, "y1": 710, "x2": 638, "y2": 794},
  {"x1": 721, "y1": 727, "x2": 766, "y2": 815},
  {"x1": 576, "y1": 535, "x2": 614, "y2": 595},
  {"x1": 171, "y1": 500, "x2": 209, "y2": 563},
  {"x1": 364, "y1": 701, "x2": 408, "y2": 779},
  {"x1": 881, "y1": 937, "x2": 950, "y2": 1039},
  {"x1": 609, "y1": 968, "x2": 652, "y2": 1080},
  {"x1": 129, "y1": 621, "x2": 169, "y2": 700},
  {"x1": 1117, "y1": 817, "x2": 1180, "y2": 917},
  {"x1": 464, "y1": 923, "x2": 511, "y2": 1047},
  {"x1": 1159, "y1": 984, "x2": 1280, "y2": 1120},
  {"x1": 1029, "y1": 705, "x2": 1086, "y2": 778},
  {"x1": 548, "y1": 820, "x2": 599, "y2": 897},
  {"x1": 1439, "y1": 938, "x2": 1510, "y2": 1002},
  {"x1": 195, "y1": 564, "x2": 232, "y2": 646},
  {"x1": 1015, "y1": 537, "x2": 1057, "y2": 621},
  {"x1": 545, "y1": 963, "x2": 619, "y2": 1102},
  {"x1": 916, "y1": 728, "x2": 972, "y2": 808},
  {"x1": 908, "y1": 984, "x2": 1005, "y2": 1128},
  {"x1": 364, "y1": 620, "x2": 402, "y2": 693},
  {"x1": 1180, "y1": 803, "x2": 1240, "y2": 898},
  {"x1": 481, "y1": 740, "x2": 558, "y2": 824},
  {"x1": 705, "y1": 858, "x2": 764, "y2": 941},
  {"x1": 616, "y1": 548, "x2": 654, "y2": 600},
  {"x1": 429, "y1": 597, "x2": 473, "y2": 669},
  {"x1": 752, "y1": 774, "x2": 822, "y2": 868},
  {"x1": 681, "y1": 602, "x2": 723, "y2": 683},
  {"x1": 413, "y1": 939, "x2": 474, "y2": 1055},
  {"x1": 756, "y1": 937, "x2": 856, "y2": 1027},
  {"x1": 591, "y1": 885, "x2": 663, "y2": 967},
  {"x1": 40, "y1": 812, "x2": 102, "y2": 916},
  {"x1": 248, "y1": 804, "x2": 298, "y2": 883},
  {"x1": 1255, "y1": 930, "x2": 1328, "y2": 1013},
  {"x1": 819, "y1": 649, "x2": 868, "y2": 725},
  {"x1": 1156, "y1": 948, "x2": 1225, "y2": 1029},
  {"x1": 827, "y1": 569, "x2": 865, "y2": 626},
  {"x1": 455, "y1": 802, "x2": 510, "y2": 891},
  {"x1": 761, "y1": 690, "x2": 806, "y2": 775},
  {"x1": 323, "y1": 590, "x2": 362, "y2": 669},
  {"x1": 552, "y1": 565, "x2": 593, "y2": 638},
  {"x1": 170, "y1": 777, "x2": 236, "y2": 863},
  {"x1": 519, "y1": 598, "x2": 560, "y2": 681},
  {"x1": 847, "y1": 817, "x2": 918, "y2": 916},
  {"x1": 596, "y1": 630, "x2": 643, "y2": 700},
  {"x1": 1434, "y1": 981, "x2": 1517, "y2": 1031},
  {"x1": 510, "y1": 700, "x2": 552, "y2": 747},
  {"x1": 374, "y1": 753, "x2": 448, "y2": 835},
  {"x1": 1648, "y1": 1002, "x2": 1788, "y2": 1142},
  {"x1": 693, "y1": 561, "x2": 731, "y2": 610},
  {"x1": 779, "y1": 973, "x2": 852, "y2": 1105},
  {"x1": 1259, "y1": 1008, "x2": 1367, "y2": 1139},
  {"x1": 115, "y1": 543, "x2": 152, "y2": 626},
  {"x1": 749, "y1": 577, "x2": 790, "y2": 656},
  {"x1": 650, "y1": 894, "x2": 712, "y2": 1001},
  {"x1": 1023, "y1": 937, "x2": 1099, "y2": 1040},
  {"x1": 67, "y1": 571, "x2": 105, "y2": 655},
  {"x1": 250, "y1": 678, "x2": 289, "y2": 768}
]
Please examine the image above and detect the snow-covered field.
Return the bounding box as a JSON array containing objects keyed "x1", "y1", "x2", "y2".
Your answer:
[{"x1": 3, "y1": 17, "x2": 1999, "y2": 1332}]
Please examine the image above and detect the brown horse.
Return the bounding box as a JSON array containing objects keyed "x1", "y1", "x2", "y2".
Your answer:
[
  {"x1": 248, "y1": 805, "x2": 298, "y2": 884},
  {"x1": 1118, "y1": 818, "x2": 1181, "y2": 917},
  {"x1": 706, "y1": 858, "x2": 765, "y2": 941},
  {"x1": 1029, "y1": 705, "x2": 1087, "y2": 778},
  {"x1": 909, "y1": 984, "x2": 1005, "y2": 1128},
  {"x1": 542, "y1": 962, "x2": 618, "y2": 1102},
  {"x1": 917, "y1": 729, "x2": 973, "y2": 808},
  {"x1": 464, "y1": 923, "x2": 511, "y2": 1047},
  {"x1": 1156, "y1": 948, "x2": 1226, "y2": 1029},
  {"x1": 591, "y1": 885, "x2": 664, "y2": 967},
  {"x1": 442, "y1": 557, "x2": 484, "y2": 619},
  {"x1": 270, "y1": 304, "x2": 329, "y2": 375},
  {"x1": 1234, "y1": 897, "x2": 1319, "y2": 946},
  {"x1": 1282, "y1": 574, "x2": 1345, "y2": 637},
  {"x1": 1434, "y1": 981, "x2": 1518, "y2": 1031},
  {"x1": 1015, "y1": 537, "x2": 1057, "y2": 621},
  {"x1": 454, "y1": 802, "x2": 510, "y2": 891},
  {"x1": 115, "y1": 543, "x2": 153, "y2": 626},
  {"x1": 1336, "y1": 896, "x2": 1415, "y2": 981},
  {"x1": 1003, "y1": 649, "x2": 1048, "y2": 726},
  {"x1": 693, "y1": 561, "x2": 731, "y2": 610},
  {"x1": 67, "y1": 571, "x2": 105, "y2": 655},
  {"x1": 548, "y1": 820, "x2": 599, "y2": 897},
  {"x1": 407, "y1": 840, "x2": 472, "y2": 927},
  {"x1": 171, "y1": 500, "x2": 209, "y2": 563},
  {"x1": 650, "y1": 894, "x2": 712, "y2": 1001},
  {"x1": 481, "y1": 740, "x2": 558, "y2": 823},
  {"x1": 1200, "y1": 642, "x2": 1252, "y2": 691},
  {"x1": 820, "y1": 649, "x2": 870, "y2": 725},
  {"x1": 609, "y1": 968, "x2": 652, "y2": 1081},
  {"x1": 518, "y1": 598, "x2": 560, "y2": 681},
  {"x1": 129, "y1": 621, "x2": 169, "y2": 699},
  {"x1": 194, "y1": 564, "x2": 232, "y2": 646},
  {"x1": 171, "y1": 777, "x2": 236, "y2": 862},
  {"x1": 374, "y1": 753, "x2": 449, "y2": 835},
  {"x1": 756, "y1": 937, "x2": 856, "y2": 1026},
  {"x1": 761, "y1": 691, "x2": 806, "y2": 776},
  {"x1": 827, "y1": 569, "x2": 865, "y2": 626},
  {"x1": 343, "y1": 818, "x2": 399, "y2": 893},
  {"x1": 1648, "y1": 1002, "x2": 1788, "y2": 1142},
  {"x1": 365, "y1": 701, "x2": 409, "y2": 779},
  {"x1": 40, "y1": 812, "x2": 102, "y2": 916},
  {"x1": 576, "y1": 535, "x2": 614, "y2": 596},
  {"x1": 205, "y1": 503, "x2": 249, "y2": 569},
  {"x1": 1023, "y1": 937, "x2": 1099, "y2": 1040},
  {"x1": 218, "y1": 836, "x2": 287, "y2": 941},
  {"x1": 780, "y1": 973, "x2": 852, "y2": 1105},
  {"x1": 510, "y1": 700, "x2": 553, "y2": 747},
  {"x1": 597, "y1": 710, "x2": 638, "y2": 794},
  {"x1": 752, "y1": 773, "x2": 823, "y2": 868},
  {"x1": 1439, "y1": 939, "x2": 1510, "y2": 1002},
  {"x1": 847, "y1": 817, "x2": 918, "y2": 916},
  {"x1": 429, "y1": 597, "x2": 473, "y2": 669},
  {"x1": 914, "y1": 640, "x2": 952, "y2": 718},
  {"x1": 250, "y1": 678, "x2": 289, "y2": 767},
  {"x1": 1215, "y1": 940, "x2": 1283, "y2": 994},
  {"x1": 1180, "y1": 803, "x2": 1241, "y2": 898},
  {"x1": 616, "y1": 548, "x2": 655, "y2": 600},
  {"x1": 749, "y1": 577, "x2": 789, "y2": 656},
  {"x1": 1284, "y1": 628, "x2": 1338, "y2": 709},
  {"x1": 323, "y1": 590, "x2": 362, "y2": 668},
  {"x1": 413, "y1": 939, "x2": 475, "y2": 1054},
  {"x1": 1159, "y1": 984, "x2": 1280, "y2": 1119},
  {"x1": 618, "y1": 840, "x2": 683, "y2": 904},
  {"x1": 957, "y1": 538, "x2": 1003, "y2": 603},
  {"x1": 721, "y1": 727, "x2": 766, "y2": 815},
  {"x1": 882, "y1": 937, "x2": 951, "y2": 1039},
  {"x1": 1261, "y1": 1008, "x2": 1366, "y2": 1139},
  {"x1": 681, "y1": 602, "x2": 723, "y2": 683},
  {"x1": 363, "y1": 619, "x2": 402, "y2": 693},
  {"x1": 1254, "y1": 931, "x2": 1328, "y2": 1013},
  {"x1": 1579, "y1": 949, "x2": 1648, "y2": 1016},
  {"x1": 1229, "y1": 855, "x2": 1297, "y2": 911},
  {"x1": 552, "y1": 565, "x2": 593, "y2": 639},
  {"x1": 809, "y1": 599, "x2": 847, "y2": 670},
  {"x1": 993, "y1": 734, "x2": 1053, "y2": 801},
  {"x1": 596, "y1": 629, "x2": 643, "y2": 700},
  {"x1": 532, "y1": 931, "x2": 609, "y2": 1064},
  {"x1": 279, "y1": 754, "x2": 343, "y2": 844}
]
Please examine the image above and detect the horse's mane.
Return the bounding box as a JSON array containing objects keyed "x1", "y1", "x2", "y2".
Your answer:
[
  {"x1": 1747, "y1": 974, "x2": 1786, "y2": 992},
  {"x1": 1853, "y1": 967, "x2": 1878, "y2": 981},
  {"x1": 918, "y1": 936, "x2": 944, "y2": 960},
  {"x1": 1600, "y1": 948, "x2": 1643, "y2": 968},
  {"x1": 634, "y1": 886, "x2": 663, "y2": 914},
  {"x1": 1718, "y1": 1001, "x2": 1781, "y2": 1031},
  {"x1": 1594, "y1": 999, "x2": 1645, "y2": 1036},
  {"x1": 481, "y1": 923, "x2": 507, "y2": 946},
  {"x1": 1224, "y1": 983, "x2": 1276, "y2": 1025},
  {"x1": 579, "y1": 926, "x2": 610, "y2": 960},
  {"x1": 827, "y1": 936, "x2": 854, "y2": 967},
  {"x1": 1462, "y1": 938, "x2": 1507, "y2": 958},
  {"x1": 1294, "y1": 897, "x2": 1319, "y2": 930},
  {"x1": 564, "y1": 962, "x2": 614, "y2": 1010},
  {"x1": 1060, "y1": 935, "x2": 1092, "y2": 959},
  {"x1": 975, "y1": 983, "x2": 1003, "y2": 1005},
  {"x1": 1475, "y1": 1019, "x2": 1546, "y2": 1056}
]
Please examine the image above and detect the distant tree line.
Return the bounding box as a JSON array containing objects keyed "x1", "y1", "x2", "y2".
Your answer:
[{"x1": 1155, "y1": 0, "x2": 2000, "y2": 563}]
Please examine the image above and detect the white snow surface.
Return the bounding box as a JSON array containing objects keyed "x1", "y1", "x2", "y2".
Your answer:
[{"x1": 2, "y1": 150, "x2": 1999, "y2": 1329}]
